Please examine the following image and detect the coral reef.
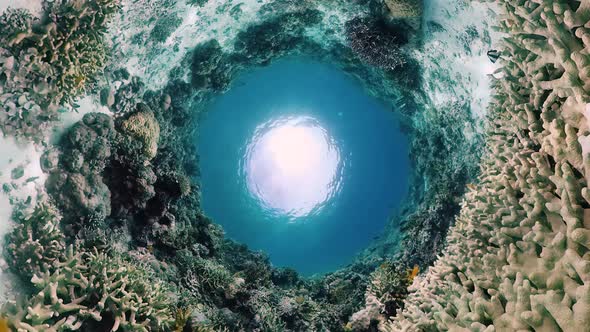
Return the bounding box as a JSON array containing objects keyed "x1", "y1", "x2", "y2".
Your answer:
[
  {"x1": 349, "y1": 263, "x2": 418, "y2": 330},
  {"x1": 1, "y1": 201, "x2": 174, "y2": 331},
  {"x1": 0, "y1": 0, "x2": 524, "y2": 331},
  {"x1": 45, "y1": 112, "x2": 115, "y2": 229},
  {"x1": 345, "y1": 17, "x2": 409, "y2": 71},
  {"x1": 0, "y1": 0, "x2": 119, "y2": 141},
  {"x1": 384, "y1": 0, "x2": 422, "y2": 19},
  {"x1": 4, "y1": 203, "x2": 65, "y2": 281},
  {"x1": 390, "y1": 0, "x2": 590, "y2": 330},
  {"x1": 3, "y1": 246, "x2": 174, "y2": 331},
  {"x1": 150, "y1": 14, "x2": 182, "y2": 44},
  {"x1": 120, "y1": 104, "x2": 160, "y2": 160}
]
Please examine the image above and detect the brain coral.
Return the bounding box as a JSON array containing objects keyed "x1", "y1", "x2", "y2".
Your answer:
[
  {"x1": 389, "y1": 0, "x2": 590, "y2": 330},
  {"x1": 121, "y1": 104, "x2": 161, "y2": 160}
]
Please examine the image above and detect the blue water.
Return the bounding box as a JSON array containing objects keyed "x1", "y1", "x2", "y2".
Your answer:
[{"x1": 197, "y1": 59, "x2": 410, "y2": 275}]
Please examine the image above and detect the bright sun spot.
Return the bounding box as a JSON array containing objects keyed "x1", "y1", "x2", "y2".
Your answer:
[{"x1": 242, "y1": 116, "x2": 342, "y2": 218}]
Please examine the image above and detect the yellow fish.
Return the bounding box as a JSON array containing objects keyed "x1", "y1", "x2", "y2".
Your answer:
[
  {"x1": 407, "y1": 265, "x2": 419, "y2": 282},
  {"x1": 0, "y1": 317, "x2": 10, "y2": 332}
]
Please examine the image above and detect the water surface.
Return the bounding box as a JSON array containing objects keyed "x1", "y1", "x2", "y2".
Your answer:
[{"x1": 198, "y1": 59, "x2": 410, "y2": 275}]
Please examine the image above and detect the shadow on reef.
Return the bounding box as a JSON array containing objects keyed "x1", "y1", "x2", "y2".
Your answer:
[{"x1": 0, "y1": 0, "x2": 484, "y2": 330}]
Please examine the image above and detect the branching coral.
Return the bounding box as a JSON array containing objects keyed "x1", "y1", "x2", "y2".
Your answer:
[
  {"x1": 5, "y1": 202, "x2": 66, "y2": 281},
  {"x1": 349, "y1": 263, "x2": 416, "y2": 330},
  {"x1": 0, "y1": 1, "x2": 501, "y2": 331},
  {"x1": 391, "y1": 0, "x2": 590, "y2": 330},
  {"x1": 1, "y1": 203, "x2": 175, "y2": 331},
  {"x1": 0, "y1": 0, "x2": 120, "y2": 141},
  {"x1": 2, "y1": 246, "x2": 174, "y2": 331}
]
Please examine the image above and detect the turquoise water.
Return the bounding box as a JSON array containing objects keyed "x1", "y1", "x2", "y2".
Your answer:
[{"x1": 198, "y1": 59, "x2": 410, "y2": 275}]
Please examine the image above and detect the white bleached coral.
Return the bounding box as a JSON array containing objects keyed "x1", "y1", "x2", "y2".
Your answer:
[{"x1": 390, "y1": 0, "x2": 590, "y2": 330}]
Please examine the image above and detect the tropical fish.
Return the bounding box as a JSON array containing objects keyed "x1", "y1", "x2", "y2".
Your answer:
[
  {"x1": 487, "y1": 49, "x2": 501, "y2": 63},
  {"x1": 407, "y1": 265, "x2": 419, "y2": 282},
  {"x1": 0, "y1": 317, "x2": 9, "y2": 332}
]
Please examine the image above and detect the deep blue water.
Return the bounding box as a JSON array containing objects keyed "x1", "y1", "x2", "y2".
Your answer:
[{"x1": 197, "y1": 59, "x2": 410, "y2": 275}]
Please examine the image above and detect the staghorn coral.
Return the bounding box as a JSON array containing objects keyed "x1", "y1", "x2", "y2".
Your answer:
[
  {"x1": 349, "y1": 262, "x2": 415, "y2": 330},
  {"x1": 390, "y1": 0, "x2": 590, "y2": 331},
  {"x1": 0, "y1": 1, "x2": 503, "y2": 331},
  {"x1": 2, "y1": 246, "x2": 174, "y2": 332},
  {"x1": 4, "y1": 202, "x2": 66, "y2": 281},
  {"x1": 0, "y1": 0, "x2": 120, "y2": 141}
]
